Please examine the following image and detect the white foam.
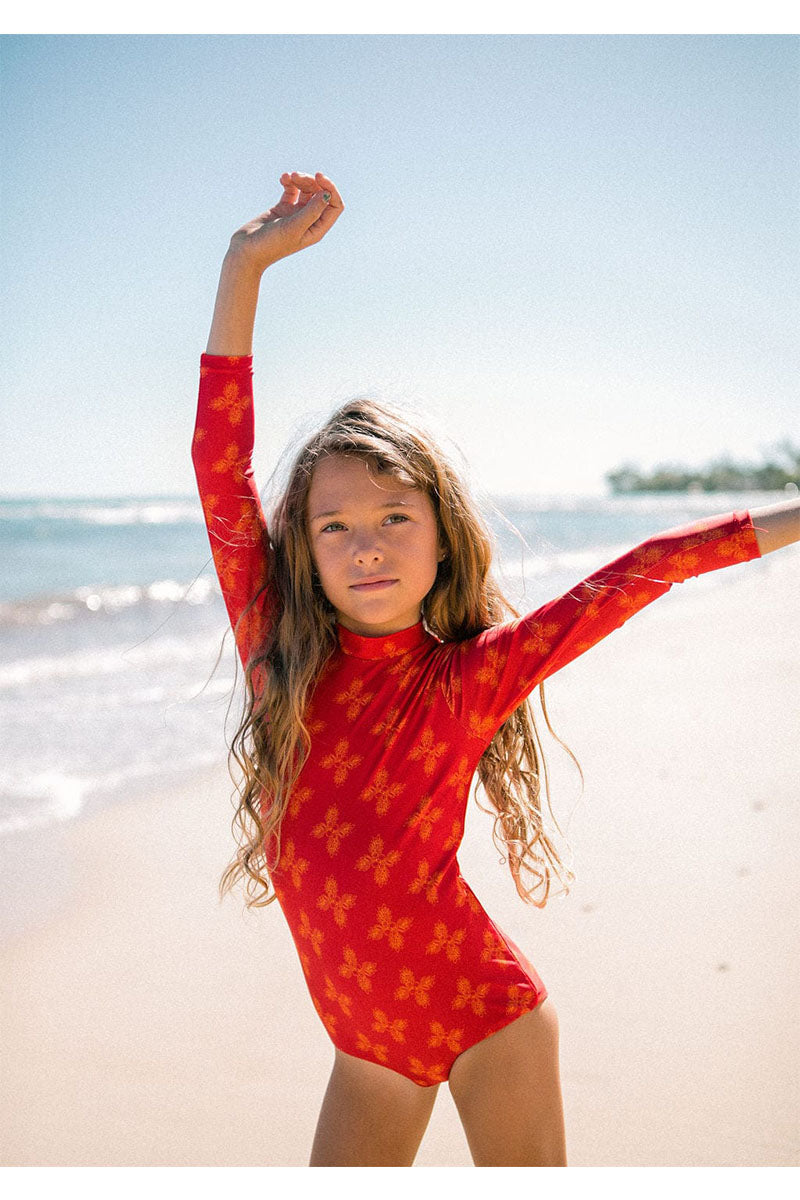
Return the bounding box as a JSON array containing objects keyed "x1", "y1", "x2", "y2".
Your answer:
[
  {"x1": 0, "y1": 633, "x2": 233, "y2": 690},
  {"x1": 0, "y1": 499, "x2": 202, "y2": 525},
  {"x1": 0, "y1": 575, "x2": 219, "y2": 627},
  {"x1": 0, "y1": 770, "x2": 88, "y2": 835}
]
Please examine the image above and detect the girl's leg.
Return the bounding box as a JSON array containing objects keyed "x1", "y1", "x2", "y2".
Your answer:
[
  {"x1": 447, "y1": 998, "x2": 567, "y2": 1166},
  {"x1": 308, "y1": 1048, "x2": 440, "y2": 1166}
]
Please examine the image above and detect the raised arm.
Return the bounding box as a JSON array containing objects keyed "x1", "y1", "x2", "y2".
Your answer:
[
  {"x1": 442, "y1": 508, "x2": 765, "y2": 740},
  {"x1": 192, "y1": 352, "x2": 273, "y2": 671},
  {"x1": 205, "y1": 170, "x2": 343, "y2": 355},
  {"x1": 192, "y1": 170, "x2": 344, "y2": 671}
]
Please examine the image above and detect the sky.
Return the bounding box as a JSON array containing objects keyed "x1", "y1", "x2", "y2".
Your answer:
[{"x1": 1, "y1": 32, "x2": 798, "y2": 499}]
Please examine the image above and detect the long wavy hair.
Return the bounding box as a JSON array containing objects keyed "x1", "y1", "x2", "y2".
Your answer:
[{"x1": 218, "y1": 397, "x2": 580, "y2": 911}]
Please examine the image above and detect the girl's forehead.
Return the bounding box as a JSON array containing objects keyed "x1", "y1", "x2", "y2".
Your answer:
[{"x1": 309, "y1": 454, "x2": 417, "y2": 496}]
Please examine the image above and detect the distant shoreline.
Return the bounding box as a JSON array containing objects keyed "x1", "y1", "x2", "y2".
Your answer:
[
  {"x1": 608, "y1": 481, "x2": 800, "y2": 495},
  {"x1": 606, "y1": 443, "x2": 799, "y2": 496}
]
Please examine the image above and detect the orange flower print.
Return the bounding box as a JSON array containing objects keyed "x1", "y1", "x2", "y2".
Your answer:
[
  {"x1": 394, "y1": 968, "x2": 436, "y2": 1007},
  {"x1": 579, "y1": 593, "x2": 607, "y2": 621},
  {"x1": 451, "y1": 977, "x2": 491, "y2": 1016},
  {"x1": 211, "y1": 442, "x2": 248, "y2": 482},
  {"x1": 428, "y1": 1021, "x2": 464, "y2": 1055},
  {"x1": 298, "y1": 909, "x2": 325, "y2": 958},
  {"x1": 320, "y1": 737, "x2": 363, "y2": 785},
  {"x1": 404, "y1": 798, "x2": 444, "y2": 842},
  {"x1": 442, "y1": 818, "x2": 463, "y2": 853},
  {"x1": 521, "y1": 620, "x2": 561, "y2": 658},
  {"x1": 368, "y1": 906, "x2": 413, "y2": 950},
  {"x1": 371, "y1": 705, "x2": 408, "y2": 746},
  {"x1": 506, "y1": 983, "x2": 536, "y2": 1016},
  {"x1": 372, "y1": 1009, "x2": 408, "y2": 1043},
  {"x1": 613, "y1": 585, "x2": 648, "y2": 613},
  {"x1": 475, "y1": 645, "x2": 508, "y2": 688},
  {"x1": 217, "y1": 553, "x2": 241, "y2": 594},
  {"x1": 338, "y1": 946, "x2": 378, "y2": 992},
  {"x1": 659, "y1": 551, "x2": 701, "y2": 581},
  {"x1": 714, "y1": 535, "x2": 749, "y2": 562},
  {"x1": 310, "y1": 991, "x2": 339, "y2": 1037},
  {"x1": 355, "y1": 836, "x2": 402, "y2": 885},
  {"x1": 280, "y1": 840, "x2": 310, "y2": 890},
  {"x1": 360, "y1": 767, "x2": 405, "y2": 816},
  {"x1": 288, "y1": 784, "x2": 315, "y2": 820},
  {"x1": 407, "y1": 1057, "x2": 446, "y2": 1086},
  {"x1": 408, "y1": 727, "x2": 448, "y2": 776},
  {"x1": 311, "y1": 805, "x2": 354, "y2": 856},
  {"x1": 630, "y1": 543, "x2": 666, "y2": 568},
  {"x1": 323, "y1": 974, "x2": 353, "y2": 1017},
  {"x1": 231, "y1": 502, "x2": 263, "y2": 547},
  {"x1": 237, "y1": 607, "x2": 267, "y2": 658},
  {"x1": 386, "y1": 658, "x2": 420, "y2": 690},
  {"x1": 463, "y1": 711, "x2": 498, "y2": 743},
  {"x1": 316, "y1": 876, "x2": 357, "y2": 927},
  {"x1": 354, "y1": 1032, "x2": 390, "y2": 1063},
  {"x1": 335, "y1": 677, "x2": 375, "y2": 722},
  {"x1": 426, "y1": 921, "x2": 466, "y2": 962},
  {"x1": 454, "y1": 879, "x2": 481, "y2": 914},
  {"x1": 443, "y1": 755, "x2": 473, "y2": 795},
  {"x1": 200, "y1": 493, "x2": 219, "y2": 523},
  {"x1": 209, "y1": 379, "x2": 250, "y2": 426},
  {"x1": 409, "y1": 859, "x2": 446, "y2": 904},
  {"x1": 480, "y1": 928, "x2": 508, "y2": 964}
]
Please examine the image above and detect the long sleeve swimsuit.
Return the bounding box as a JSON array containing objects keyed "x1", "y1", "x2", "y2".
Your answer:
[{"x1": 192, "y1": 353, "x2": 761, "y2": 1087}]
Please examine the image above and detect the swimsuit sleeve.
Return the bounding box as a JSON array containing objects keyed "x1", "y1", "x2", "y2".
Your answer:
[
  {"x1": 441, "y1": 509, "x2": 761, "y2": 740},
  {"x1": 191, "y1": 353, "x2": 277, "y2": 676}
]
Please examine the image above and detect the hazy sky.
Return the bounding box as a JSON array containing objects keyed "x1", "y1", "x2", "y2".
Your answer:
[{"x1": 2, "y1": 33, "x2": 798, "y2": 498}]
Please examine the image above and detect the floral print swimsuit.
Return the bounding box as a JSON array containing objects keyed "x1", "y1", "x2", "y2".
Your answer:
[{"x1": 193, "y1": 353, "x2": 760, "y2": 1086}]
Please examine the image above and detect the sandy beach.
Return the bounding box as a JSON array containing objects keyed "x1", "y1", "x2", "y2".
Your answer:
[{"x1": 1, "y1": 548, "x2": 797, "y2": 1168}]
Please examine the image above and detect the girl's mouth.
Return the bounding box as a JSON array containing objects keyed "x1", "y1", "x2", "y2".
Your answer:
[{"x1": 350, "y1": 579, "x2": 398, "y2": 591}]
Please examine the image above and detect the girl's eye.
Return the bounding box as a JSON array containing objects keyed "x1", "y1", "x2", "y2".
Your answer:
[{"x1": 320, "y1": 514, "x2": 409, "y2": 533}]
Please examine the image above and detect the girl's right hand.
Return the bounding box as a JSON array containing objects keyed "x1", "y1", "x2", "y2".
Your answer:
[{"x1": 227, "y1": 171, "x2": 344, "y2": 273}]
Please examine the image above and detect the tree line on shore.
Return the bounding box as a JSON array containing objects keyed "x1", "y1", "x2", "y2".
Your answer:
[{"x1": 606, "y1": 440, "x2": 800, "y2": 494}]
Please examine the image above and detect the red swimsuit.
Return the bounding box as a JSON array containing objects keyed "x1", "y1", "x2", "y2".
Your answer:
[{"x1": 193, "y1": 353, "x2": 761, "y2": 1087}]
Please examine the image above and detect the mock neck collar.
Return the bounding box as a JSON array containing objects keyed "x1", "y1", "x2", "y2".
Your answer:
[{"x1": 336, "y1": 619, "x2": 435, "y2": 660}]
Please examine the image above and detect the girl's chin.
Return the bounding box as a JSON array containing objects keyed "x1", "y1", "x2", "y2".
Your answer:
[{"x1": 334, "y1": 603, "x2": 424, "y2": 635}]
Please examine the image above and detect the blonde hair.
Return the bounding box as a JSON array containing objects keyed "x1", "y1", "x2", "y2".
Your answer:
[{"x1": 219, "y1": 397, "x2": 579, "y2": 910}]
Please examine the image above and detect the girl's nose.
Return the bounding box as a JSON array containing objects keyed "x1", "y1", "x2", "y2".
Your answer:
[{"x1": 353, "y1": 540, "x2": 383, "y2": 564}]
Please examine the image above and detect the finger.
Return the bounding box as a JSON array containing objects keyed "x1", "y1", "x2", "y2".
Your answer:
[
  {"x1": 279, "y1": 172, "x2": 300, "y2": 197},
  {"x1": 287, "y1": 187, "x2": 331, "y2": 233},
  {"x1": 300, "y1": 195, "x2": 343, "y2": 245},
  {"x1": 289, "y1": 171, "x2": 318, "y2": 194},
  {"x1": 314, "y1": 172, "x2": 343, "y2": 208}
]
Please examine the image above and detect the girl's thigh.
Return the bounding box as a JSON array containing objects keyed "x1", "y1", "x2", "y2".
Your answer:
[
  {"x1": 309, "y1": 1047, "x2": 441, "y2": 1167},
  {"x1": 447, "y1": 998, "x2": 567, "y2": 1167}
]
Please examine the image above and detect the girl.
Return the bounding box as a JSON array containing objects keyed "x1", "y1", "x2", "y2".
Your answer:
[{"x1": 192, "y1": 170, "x2": 799, "y2": 1168}]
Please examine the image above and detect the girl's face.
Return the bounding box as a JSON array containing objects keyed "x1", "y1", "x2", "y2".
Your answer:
[{"x1": 306, "y1": 454, "x2": 445, "y2": 637}]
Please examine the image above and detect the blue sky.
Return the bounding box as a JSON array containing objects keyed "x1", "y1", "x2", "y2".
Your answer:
[{"x1": 2, "y1": 33, "x2": 797, "y2": 498}]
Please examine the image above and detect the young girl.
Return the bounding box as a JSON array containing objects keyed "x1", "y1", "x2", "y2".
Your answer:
[{"x1": 192, "y1": 170, "x2": 799, "y2": 1168}]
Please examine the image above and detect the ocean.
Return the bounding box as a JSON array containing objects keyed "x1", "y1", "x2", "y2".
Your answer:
[{"x1": 0, "y1": 489, "x2": 777, "y2": 841}]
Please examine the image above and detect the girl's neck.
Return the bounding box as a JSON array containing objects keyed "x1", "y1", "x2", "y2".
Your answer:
[{"x1": 336, "y1": 619, "x2": 433, "y2": 659}]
